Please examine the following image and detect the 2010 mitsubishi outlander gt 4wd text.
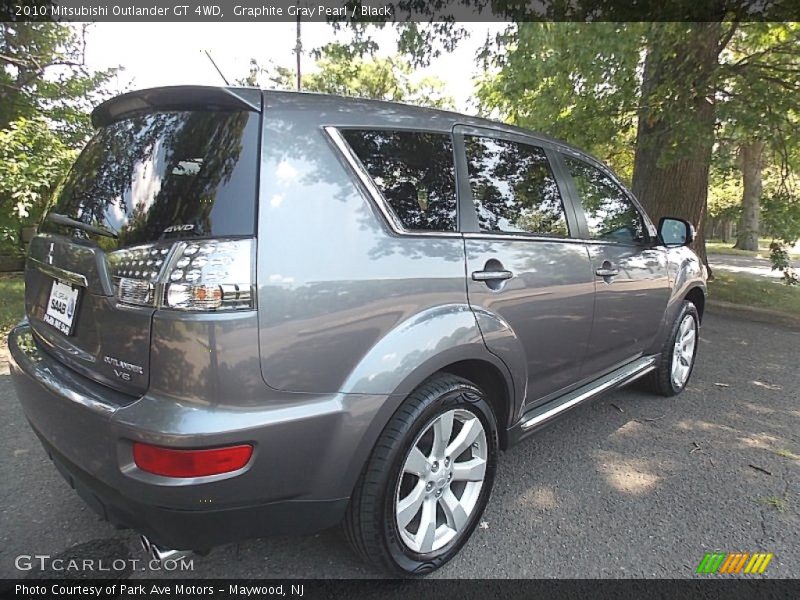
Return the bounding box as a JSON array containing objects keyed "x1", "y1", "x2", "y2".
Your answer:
[{"x1": 8, "y1": 86, "x2": 707, "y2": 576}]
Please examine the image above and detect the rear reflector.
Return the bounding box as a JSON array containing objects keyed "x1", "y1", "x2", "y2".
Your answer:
[{"x1": 132, "y1": 442, "x2": 253, "y2": 478}]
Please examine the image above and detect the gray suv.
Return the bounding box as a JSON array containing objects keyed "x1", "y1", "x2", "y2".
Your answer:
[{"x1": 8, "y1": 86, "x2": 707, "y2": 576}]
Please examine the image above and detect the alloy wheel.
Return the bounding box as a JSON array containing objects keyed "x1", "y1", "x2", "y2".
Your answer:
[
  {"x1": 671, "y1": 313, "x2": 697, "y2": 388},
  {"x1": 394, "y1": 408, "x2": 488, "y2": 554}
]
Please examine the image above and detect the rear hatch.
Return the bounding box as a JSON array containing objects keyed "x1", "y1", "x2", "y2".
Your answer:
[{"x1": 26, "y1": 87, "x2": 261, "y2": 396}]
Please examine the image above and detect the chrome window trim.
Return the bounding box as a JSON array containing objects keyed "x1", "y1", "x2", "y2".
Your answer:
[
  {"x1": 580, "y1": 238, "x2": 659, "y2": 248},
  {"x1": 462, "y1": 232, "x2": 585, "y2": 245},
  {"x1": 323, "y1": 126, "x2": 462, "y2": 239},
  {"x1": 29, "y1": 257, "x2": 89, "y2": 288}
]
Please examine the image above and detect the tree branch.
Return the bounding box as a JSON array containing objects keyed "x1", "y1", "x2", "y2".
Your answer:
[
  {"x1": 0, "y1": 53, "x2": 31, "y2": 67},
  {"x1": 716, "y1": 21, "x2": 738, "y2": 58}
]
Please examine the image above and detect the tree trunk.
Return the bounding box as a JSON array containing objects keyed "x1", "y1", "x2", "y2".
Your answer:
[
  {"x1": 631, "y1": 23, "x2": 724, "y2": 272},
  {"x1": 733, "y1": 140, "x2": 764, "y2": 251},
  {"x1": 722, "y1": 219, "x2": 734, "y2": 243}
]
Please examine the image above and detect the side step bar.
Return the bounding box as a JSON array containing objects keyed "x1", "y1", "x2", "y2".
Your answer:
[{"x1": 515, "y1": 355, "x2": 657, "y2": 437}]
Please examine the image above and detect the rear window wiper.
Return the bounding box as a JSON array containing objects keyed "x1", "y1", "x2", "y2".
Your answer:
[{"x1": 46, "y1": 212, "x2": 118, "y2": 239}]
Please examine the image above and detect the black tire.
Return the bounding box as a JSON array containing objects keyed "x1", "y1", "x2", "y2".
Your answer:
[
  {"x1": 343, "y1": 373, "x2": 499, "y2": 576},
  {"x1": 643, "y1": 300, "x2": 700, "y2": 396}
]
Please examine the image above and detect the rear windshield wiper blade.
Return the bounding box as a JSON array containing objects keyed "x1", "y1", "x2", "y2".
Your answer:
[{"x1": 47, "y1": 212, "x2": 118, "y2": 239}]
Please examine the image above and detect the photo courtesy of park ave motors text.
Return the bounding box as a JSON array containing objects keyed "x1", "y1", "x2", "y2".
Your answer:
[{"x1": 0, "y1": 0, "x2": 798, "y2": 586}]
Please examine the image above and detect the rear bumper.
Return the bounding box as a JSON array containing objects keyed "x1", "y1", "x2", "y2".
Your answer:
[
  {"x1": 30, "y1": 425, "x2": 346, "y2": 550},
  {"x1": 7, "y1": 322, "x2": 374, "y2": 550}
]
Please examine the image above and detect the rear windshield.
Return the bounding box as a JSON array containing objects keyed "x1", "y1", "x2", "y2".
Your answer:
[{"x1": 42, "y1": 110, "x2": 259, "y2": 247}]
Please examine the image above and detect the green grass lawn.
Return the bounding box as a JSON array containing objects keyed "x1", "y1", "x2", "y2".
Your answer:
[
  {"x1": 0, "y1": 273, "x2": 25, "y2": 337},
  {"x1": 706, "y1": 239, "x2": 800, "y2": 259},
  {"x1": 709, "y1": 271, "x2": 800, "y2": 315}
]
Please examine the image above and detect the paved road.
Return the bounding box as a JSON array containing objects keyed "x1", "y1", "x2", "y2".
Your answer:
[
  {"x1": 1, "y1": 311, "x2": 798, "y2": 580},
  {"x1": 709, "y1": 253, "x2": 797, "y2": 280}
]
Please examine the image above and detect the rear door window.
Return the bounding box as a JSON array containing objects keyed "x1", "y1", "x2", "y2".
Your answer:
[
  {"x1": 42, "y1": 110, "x2": 260, "y2": 247},
  {"x1": 340, "y1": 129, "x2": 458, "y2": 232},
  {"x1": 464, "y1": 135, "x2": 569, "y2": 237}
]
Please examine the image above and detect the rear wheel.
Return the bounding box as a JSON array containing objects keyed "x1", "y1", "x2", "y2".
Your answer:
[
  {"x1": 343, "y1": 374, "x2": 499, "y2": 576},
  {"x1": 644, "y1": 300, "x2": 699, "y2": 396}
]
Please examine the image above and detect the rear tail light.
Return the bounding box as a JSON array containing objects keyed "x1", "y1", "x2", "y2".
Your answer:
[
  {"x1": 132, "y1": 442, "x2": 253, "y2": 478},
  {"x1": 108, "y1": 243, "x2": 169, "y2": 306},
  {"x1": 163, "y1": 238, "x2": 254, "y2": 311},
  {"x1": 108, "y1": 238, "x2": 254, "y2": 312}
]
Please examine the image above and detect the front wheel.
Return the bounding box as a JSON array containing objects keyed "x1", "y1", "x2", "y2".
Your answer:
[
  {"x1": 343, "y1": 374, "x2": 499, "y2": 576},
  {"x1": 645, "y1": 300, "x2": 700, "y2": 396}
]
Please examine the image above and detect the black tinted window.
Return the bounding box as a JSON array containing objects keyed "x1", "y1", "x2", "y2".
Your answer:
[
  {"x1": 464, "y1": 136, "x2": 568, "y2": 237},
  {"x1": 42, "y1": 111, "x2": 259, "y2": 247},
  {"x1": 563, "y1": 156, "x2": 645, "y2": 244},
  {"x1": 341, "y1": 129, "x2": 457, "y2": 232}
]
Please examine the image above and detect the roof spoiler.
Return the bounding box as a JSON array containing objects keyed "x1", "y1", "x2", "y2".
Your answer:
[{"x1": 91, "y1": 86, "x2": 262, "y2": 128}]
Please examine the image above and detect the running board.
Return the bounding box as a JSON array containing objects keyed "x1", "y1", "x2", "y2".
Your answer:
[{"x1": 517, "y1": 355, "x2": 657, "y2": 434}]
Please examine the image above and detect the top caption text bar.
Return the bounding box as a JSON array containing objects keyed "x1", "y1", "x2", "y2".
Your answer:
[{"x1": 2, "y1": 0, "x2": 799, "y2": 22}]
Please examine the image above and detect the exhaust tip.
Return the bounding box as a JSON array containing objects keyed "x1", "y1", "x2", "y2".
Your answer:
[
  {"x1": 139, "y1": 535, "x2": 152, "y2": 555},
  {"x1": 139, "y1": 534, "x2": 193, "y2": 566}
]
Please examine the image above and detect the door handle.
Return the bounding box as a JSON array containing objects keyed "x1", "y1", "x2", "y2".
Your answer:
[
  {"x1": 472, "y1": 269, "x2": 513, "y2": 282},
  {"x1": 595, "y1": 260, "x2": 619, "y2": 278}
]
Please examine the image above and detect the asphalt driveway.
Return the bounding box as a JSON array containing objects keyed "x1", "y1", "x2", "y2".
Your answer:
[{"x1": 0, "y1": 310, "x2": 797, "y2": 579}]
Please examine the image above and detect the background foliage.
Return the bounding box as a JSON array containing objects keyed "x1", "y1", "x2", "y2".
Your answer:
[
  {"x1": 0, "y1": 22, "x2": 118, "y2": 255},
  {"x1": 240, "y1": 42, "x2": 454, "y2": 108}
]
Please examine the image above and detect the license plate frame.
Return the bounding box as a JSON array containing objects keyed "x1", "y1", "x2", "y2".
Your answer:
[{"x1": 43, "y1": 279, "x2": 81, "y2": 336}]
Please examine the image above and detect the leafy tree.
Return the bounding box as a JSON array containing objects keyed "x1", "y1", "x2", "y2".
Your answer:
[
  {"x1": 715, "y1": 23, "x2": 800, "y2": 251},
  {"x1": 328, "y1": 21, "x2": 470, "y2": 68},
  {"x1": 762, "y1": 185, "x2": 800, "y2": 284},
  {"x1": 0, "y1": 117, "x2": 74, "y2": 254},
  {"x1": 707, "y1": 166, "x2": 742, "y2": 242},
  {"x1": 731, "y1": 140, "x2": 766, "y2": 250},
  {"x1": 476, "y1": 23, "x2": 643, "y2": 181},
  {"x1": 1, "y1": 23, "x2": 119, "y2": 146},
  {"x1": 0, "y1": 22, "x2": 119, "y2": 254},
  {"x1": 629, "y1": 23, "x2": 725, "y2": 268},
  {"x1": 476, "y1": 22, "x2": 800, "y2": 270},
  {"x1": 241, "y1": 43, "x2": 454, "y2": 109},
  {"x1": 477, "y1": 23, "x2": 725, "y2": 265}
]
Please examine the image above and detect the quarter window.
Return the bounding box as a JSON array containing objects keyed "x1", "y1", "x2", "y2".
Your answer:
[
  {"x1": 464, "y1": 136, "x2": 569, "y2": 237},
  {"x1": 562, "y1": 156, "x2": 645, "y2": 244},
  {"x1": 340, "y1": 129, "x2": 457, "y2": 232}
]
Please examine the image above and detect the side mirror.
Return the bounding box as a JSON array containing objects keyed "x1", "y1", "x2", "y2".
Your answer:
[{"x1": 658, "y1": 217, "x2": 695, "y2": 247}]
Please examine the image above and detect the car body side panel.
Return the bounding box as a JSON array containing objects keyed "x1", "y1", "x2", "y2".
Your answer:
[
  {"x1": 464, "y1": 238, "x2": 596, "y2": 411},
  {"x1": 256, "y1": 98, "x2": 475, "y2": 396},
  {"x1": 147, "y1": 310, "x2": 267, "y2": 407},
  {"x1": 644, "y1": 245, "x2": 707, "y2": 354},
  {"x1": 579, "y1": 243, "x2": 671, "y2": 377},
  {"x1": 330, "y1": 336, "x2": 517, "y2": 496},
  {"x1": 339, "y1": 304, "x2": 485, "y2": 395}
]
